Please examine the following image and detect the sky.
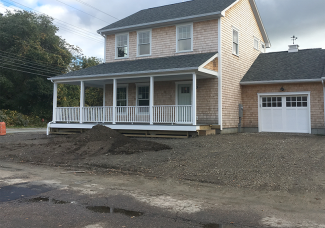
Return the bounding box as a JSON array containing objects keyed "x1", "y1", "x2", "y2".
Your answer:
[{"x1": 1, "y1": 0, "x2": 325, "y2": 59}]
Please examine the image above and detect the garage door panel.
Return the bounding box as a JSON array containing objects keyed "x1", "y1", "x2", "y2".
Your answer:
[
  {"x1": 296, "y1": 109, "x2": 309, "y2": 132},
  {"x1": 285, "y1": 109, "x2": 297, "y2": 132},
  {"x1": 261, "y1": 109, "x2": 273, "y2": 131},
  {"x1": 272, "y1": 109, "x2": 284, "y2": 131}
]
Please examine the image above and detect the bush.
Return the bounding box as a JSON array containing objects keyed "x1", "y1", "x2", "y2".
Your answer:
[{"x1": 0, "y1": 110, "x2": 47, "y2": 127}]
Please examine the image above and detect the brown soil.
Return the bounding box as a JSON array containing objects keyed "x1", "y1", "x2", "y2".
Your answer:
[{"x1": 0, "y1": 125, "x2": 170, "y2": 165}]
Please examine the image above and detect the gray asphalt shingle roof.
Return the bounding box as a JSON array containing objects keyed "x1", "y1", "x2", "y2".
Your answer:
[
  {"x1": 98, "y1": 0, "x2": 236, "y2": 32},
  {"x1": 241, "y1": 49, "x2": 325, "y2": 82},
  {"x1": 51, "y1": 52, "x2": 217, "y2": 79}
]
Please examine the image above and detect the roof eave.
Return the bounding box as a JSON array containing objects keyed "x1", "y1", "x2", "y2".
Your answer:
[
  {"x1": 240, "y1": 78, "x2": 322, "y2": 85},
  {"x1": 97, "y1": 11, "x2": 222, "y2": 35},
  {"x1": 248, "y1": 0, "x2": 271, "y2": 48},
  {"x1": 48, "y1": 67, "x2": 199, "y2": 82}
]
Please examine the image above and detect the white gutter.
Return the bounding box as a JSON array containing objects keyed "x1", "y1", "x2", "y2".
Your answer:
[
  {"x1": 97, "y1": 11, "x2": 222, "y2": 35},
  {"x1": 240, "y1": 78, "x2": 322, "y2": 85},
  {"x1": 218, "y1": 17, "x2": 223, "y2": 130}
]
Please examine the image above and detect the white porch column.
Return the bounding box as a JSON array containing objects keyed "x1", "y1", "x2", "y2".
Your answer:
[
  {"x1": 150, "y1": 76, "x2": 154, "y2": 125},
  {"x1": 113, "y1": 79, "x2": 117, "y2": 124},
  {"x1": 80, "y1": 81, "x2": 85, "y2": 123},
  {"x1": 103, "y1": 84, "x2": 106, "y2": 123},
  {"x1": 52, "y1": 82, "x2": 57, "y2": 123},
  {"x1": 192, "y1": 73, "x2": 197, "y2": 126}
]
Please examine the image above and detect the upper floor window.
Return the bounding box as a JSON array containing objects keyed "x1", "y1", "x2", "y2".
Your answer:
[
  {"x1": 116, "y1": 33, "x2": 128, "y2": 58},
  {"x1": 176, "y1": 24, "x2": 193, "y2": 52},
  {"x1": 137, "y1": 30, "x2": 151, "y2": 56},
  {"x1": 254, "y1": 37, "x2": 259, "y2": 50},
  {"x1": 233, "y1": 28, "x2": 239, "y2": 56}
]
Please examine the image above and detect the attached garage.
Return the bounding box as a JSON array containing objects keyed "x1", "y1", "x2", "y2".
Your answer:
[{"x1": 258, "y1": 92, "x2": 311, "y2": 134}]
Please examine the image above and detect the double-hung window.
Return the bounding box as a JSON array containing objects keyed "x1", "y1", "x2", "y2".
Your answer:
[
  {"x1": 177, "y1": 24, "x2": 193, "y2": 52},
  {"x1": 233, "y1": 29, "x2": 239, "y2": 56},
  {"x1": 117, "y1": 86, "x2": 127, "y2": 113},
  {"x1": 137, "y1": 85, "x2": 149, "y2": 113},
  {"x1": 138, "y1": 30, "x2": 151, "y2": 56},
  {"x1": 116, "y1": 33, "x2": 128, "y2": 58},
  {"x1": 261, "y1": 42, "x2": 266, "y2": 53}
]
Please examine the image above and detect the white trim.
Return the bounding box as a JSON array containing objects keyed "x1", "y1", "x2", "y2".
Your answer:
[
  {"x1": 192, "y1": 73, "x2": 197, "y2": 125},
  {"x1": 254, "y1": 36, "x2": 259, "y2": 51},
  {"x1": 232, "y1": 27, "x2": 239, "y2": 56},
  {"x1": 113, "y1": 79, "x2": 117, "y2": 124},
  {"x1": 116, "y1": 84, "x2": 129, "y2": 107},
  {"x1": 221, "y1": 0, "x2": 241, "y2": 16},
  {"x1": 218, "y1": 17, "x2": 223, "y2": 130},
  {"x1": 260, "y1": 41, "x2": 266, "y2": 53},
  {"x1": 323, "y1": 79, "x2": 325, "y2": 127},
  {"x1": 104, "y1": 35, "x2": 107, "y2": 63},
  {"x1": 257, "y1": 91, "x2": 311, "y2": 134},
  {"x1": 198, "y1": 53, "x2": 219, "y2": 76},
  {"x1": 137, "y1": 29, "x2": 152, "y2": 57},
  {"x1": 150, "y1": 76, "x2": 154, "y2": 125},
  {"x1": 98, "y1": 11, "x2": 222, "y2": 34},
  {"x1": 48, "y1": 123, "x2": 202, "y2": 132},
  {"x1": 80, "y1": 81, "x2": 85, "y2": 124},
  {"x1": 136, "y1": 83, "x2": 150, "y2": 109},
  {"x1": 52, "y1": 82, "x2": 58, "y2": 123},
  {"x1": 175, "y1": 81, "x2": 192, "y2": 106},
  {"x1": 241, "y1": 78, "x2": 322, "y2": 85},
  {"x1": 115, "y1": 32, "x2": 129, "y2": 59},
  {"x1": 176, "y1": 23, "x2": 193, "y2": 53}
]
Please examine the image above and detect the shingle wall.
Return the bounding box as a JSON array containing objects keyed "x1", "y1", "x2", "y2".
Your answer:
[
  {"x1": 105, "y1": 19, "x2": 219, "y2": 63},
  {"x1": 241, "y1": 83, "x2": 325, "y2": 129},
  {"x1": 221, "y1": 0, "x2": 264, "y2": 128}
]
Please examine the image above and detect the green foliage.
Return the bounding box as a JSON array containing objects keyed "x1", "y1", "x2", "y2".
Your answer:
[
  {"x1": 0, "y1": 110, "x2": 47, "y2": 127},
  {"x1": 0, "y1": 10, "x2": 77, "y2": 119}
]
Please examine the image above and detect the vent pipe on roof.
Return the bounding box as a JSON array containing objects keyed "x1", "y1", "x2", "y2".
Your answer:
[{"x1": 288, "y1": 44, "x2": 299, "y2": 53}]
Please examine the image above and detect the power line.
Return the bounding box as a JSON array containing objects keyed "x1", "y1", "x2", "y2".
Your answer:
[
  {"x1": 74, "y1": 0, "x2": 119, "y2": 20},
  {"x1": 0, "y1": 0, "x2": 104, "y2": 42},
  {"x1": 0, "y1": 64, "x2": 52, "y2": 77},
  {"x1": 55, "y1": 0, "x2": 110, "y2": 23},
  {"x1": 0, "y1": 54, "x2": 63, "y2": 75}
]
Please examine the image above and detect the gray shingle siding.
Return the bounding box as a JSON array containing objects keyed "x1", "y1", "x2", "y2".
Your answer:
[
  {"x1": 50, "y1": 52, "x2": 217, "y2": 79},
  {"x1": 98, "y1": 0, "x2": 236, "y2": 32},
  {"x1": 241, "y1": 49, "x2": 325, "y2": 82}
]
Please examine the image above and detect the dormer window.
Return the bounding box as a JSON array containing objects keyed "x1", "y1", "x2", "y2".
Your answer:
[
  {"x1": 176, "y1": 24, "x2": 193, "y2": 52},
  {"x1": 137, "y1": 30, "x2": 151, "y2": 56},
  {"x1": 116, "y1": 33, "x2": 128, "y2": 58}
]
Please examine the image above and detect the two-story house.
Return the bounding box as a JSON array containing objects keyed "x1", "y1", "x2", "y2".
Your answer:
[{"x1": 47, "y1": 0, "x2": 325, "y2": 136}]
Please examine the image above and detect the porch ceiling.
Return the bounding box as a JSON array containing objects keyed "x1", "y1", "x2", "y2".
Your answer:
[{"x1": 60, "y1": 72, "x2": 214, "y2": 88}]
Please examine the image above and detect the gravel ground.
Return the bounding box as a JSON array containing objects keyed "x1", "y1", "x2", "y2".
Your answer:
[{"x1": 1, "y1": 131, "x2": 325, "y2": 193}]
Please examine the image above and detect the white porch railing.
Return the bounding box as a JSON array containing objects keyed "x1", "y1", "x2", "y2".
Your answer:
[
  {"x1": 153, "y1": 105, "x2": 192, "y2": 124},
  {"x1": 56, "y1": 107, "x2": 80, "y2": 122},
  {"x1": 55, "y1": 105, "x2": 193, "y2": 124},
  {"x1": 116, "y1": 106, "x2": 150, "y2": 123},
  {"x1": 83, "y1": 107, "x2": 113, "y2": 123}
]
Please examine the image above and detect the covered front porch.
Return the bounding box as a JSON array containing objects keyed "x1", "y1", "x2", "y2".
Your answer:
[{"x1": 47, "y1": 52, "x2": 220, "y2": 135}]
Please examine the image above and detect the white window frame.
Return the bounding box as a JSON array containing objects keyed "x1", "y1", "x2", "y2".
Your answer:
[
  {"x1": 136, "y1": 83, "x2": 150, "y2": 114},
  {"x1": 261, "y1": 42, "x2": 266, "y2": 53},
  {"x1": 137, "y1": 29, "x2": 152, "y2": 57},
  {"x1": 232, "y1": 27, "x2": 239, "y2": 56},
  {"x1": 115, "y1": 33, "x2": 129, "y2": 59},
  {"x1": 176, "y1": 23, "x2": 193, "y2": 53},
  {"x1": 254, "y1": 37, "x2": 259, "y2": 51}
]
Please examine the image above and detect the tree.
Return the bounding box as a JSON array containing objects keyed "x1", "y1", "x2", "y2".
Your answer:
[{"x1": 0, "y1": 10, "x2": 77, "y2": 119}]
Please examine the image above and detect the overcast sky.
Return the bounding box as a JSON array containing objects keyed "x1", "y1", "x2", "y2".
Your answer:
[{"x1": 1, "y1": 0, "x2": 325, "y2": 59}]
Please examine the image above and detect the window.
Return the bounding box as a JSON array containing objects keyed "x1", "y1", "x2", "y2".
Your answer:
[
  {"x1": 262, "y1": 97, "x2": 282, "y2": 107},
  {"x1": 138, "y1": 30, "x2": 151, "y2": 56},
  {"x1": 137, "y1": 85, "x2": 149, "y2": 112},
  {"x1": 177, "y1": 24, "x2": 192, "y2": 52},
  {"x1": 286, "y1": 96, "x2": 308, "y2": 107},
  {"x1": 261, "y1": 42, "x2": 266, "y2": 53},
  {"x1": 233, "y1": 29, "x2": 239, "y2": 55},
  {"x1": 254, "y1": 38, "x2": 259, "y2": 50},
  {"x1": 117, "y1": 87, "x2": 127, "y2": 107},
  {"x1": 116, "y1": 34, "x2": 128, "y2": 58}
]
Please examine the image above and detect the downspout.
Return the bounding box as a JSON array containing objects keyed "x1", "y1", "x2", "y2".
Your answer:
[{"x1": 218, "y1": 17, "x2": 223, "y2": 130}]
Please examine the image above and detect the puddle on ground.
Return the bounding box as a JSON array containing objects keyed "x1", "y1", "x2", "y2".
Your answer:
[
  {"x1": 27, "y1": 197, "x2": 69, "y2": 204},
  {"x1": 86, "y1": 206, "x2": 144, "y2": 217},
  {"x1": 0, "y1": 184, "x2": 53, "y2": 203}
]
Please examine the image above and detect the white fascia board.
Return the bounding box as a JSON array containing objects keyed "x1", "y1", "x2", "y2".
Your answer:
[
  {"x1": 240, "y1": 78, "x2": 322, "y2": 85},
  {"x1": 248, "y1": 0, "x2": 271, "y2": 48},
  {"x1": 98, "y1": 12, "x2": 222, "y2": 35},
  {"x1": 48, "y1": 67, "x2": 198, "y2": 82},
  {"x1": 221, "y1": 0, "x2": 241, "y2": 16},
  {"x1": 198, "y1": 53, "x2": 219, "y2": 77}
]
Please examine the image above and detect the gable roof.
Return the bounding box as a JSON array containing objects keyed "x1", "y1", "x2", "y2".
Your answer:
[
  {"x1": 241, "y1": 49, "x2": 325, "y2": 84},
  {"x1": 49, "y1": 52, "x2": 217, "y2": 81},
  {"x1": 97, "y1": 0, "x2": 270, "y2": 47}
]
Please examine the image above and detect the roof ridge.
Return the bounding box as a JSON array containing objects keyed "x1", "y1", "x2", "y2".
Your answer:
[
  {"x1": 264, "y1": 48, "x2": 323, "y2": 54},
  {"x1": 144, "y1": 0, "x2": 194, "y2": 11}
]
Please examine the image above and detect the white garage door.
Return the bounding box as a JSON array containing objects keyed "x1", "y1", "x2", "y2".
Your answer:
[{"x1": 259, "y1": 94, "x2": 310, "y2": 133}]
